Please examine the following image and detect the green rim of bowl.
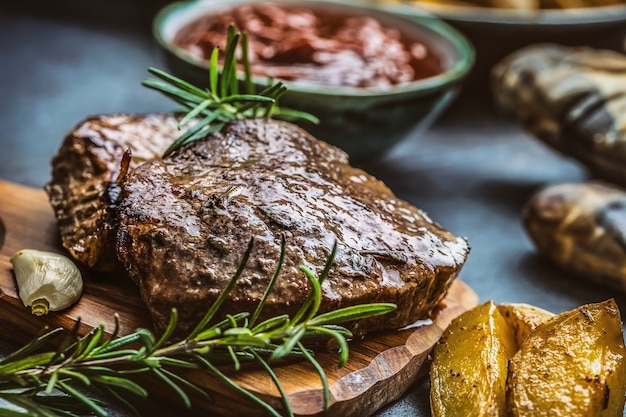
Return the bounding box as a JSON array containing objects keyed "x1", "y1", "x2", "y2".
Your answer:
[{"x1": 153, "y1": 0, "x2": 475, "y2": 98}]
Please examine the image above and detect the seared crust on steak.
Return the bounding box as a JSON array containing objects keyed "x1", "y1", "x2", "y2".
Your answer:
[
  {"x1": 45, "y1": 114, "x2": 180, "y2": 271},
  {"x1": 115, "y1": 118, "x2": 469, "y2": 336}
]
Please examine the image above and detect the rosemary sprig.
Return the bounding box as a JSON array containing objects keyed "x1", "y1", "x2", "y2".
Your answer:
[
  {"x1": 142, "y1": 24, "x2": 319, "y2": 158},
  {"x1": 0, "y1": 239, "x2": 396, "y2": 416}
]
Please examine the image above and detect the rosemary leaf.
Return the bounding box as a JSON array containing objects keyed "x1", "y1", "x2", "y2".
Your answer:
[
  {"x1": 81, "y1": 349, "x2": 139, "y2": 361},
  {"x1": 308, "y1": 303, "x2": 397, "y2": 327},
  {"x1": 290, "y1": 265, "x2": 322, "y2": 325},
  {"x1": 0, "y1": 328, "x2": 63, "y2": 366},
  {"x1": 147, "y1": 67, "x2": 209, "y2": 98},
  {"x1": 58, "y1": 369, "x2": 91, "y2": 386},
  {"x1": 77, "y1": 366, "x2": 119, "y2": 376},
  {"x1": 250, "y1": 235, "x2": 286, "y2": 327},
  {"x1": 178, "y1": 98, "x2": 215, "y2": 129},
  {"x1": 291, "y1": 243, "x2": 336, "y2": 325},
  {"x1": 160, "y1": 367, "x2": 211, "y2": 403},
  {"x1": 209, "y1": 46, "x2": 219, "y2": 96},
  {"x1": 313, "y1": 324, "x2": 352, "y2": 336},
  {"x1": 141, "y1": 78, "x2": 207, "y2": 108},
  {"x1": 270, "y1": 326, "x2": 307, "y2": 362},
  {"x1": 75, "y1": 325, "x2": 105, "y2": 361},
  {"x1": 0, "y1": 353, "x2": 57, "y2": 376},
  {"x1": 153, "y1": 368, "x2": 192, "y2": 409},
  {"x1": 250, "y1": 315, "x2": 290, "y2": 335},
  {"x1": 151, "y1": 308, "x2": 178, "y2": 354},
  {"x1": 318, "y1": 241, "x2": 337, "y2": 284},
  {"x1": 91, "y1": 375, "x2": 148, "y2": 397},
  {"x1": 135, "y1": 329, "x2": 156, "y2": 354},
  {"x1": 300, "y1": 265, "x2": 323, "y2": 323},
  {"x1": 220, "y1": 334, "x2": 271, "y2": 349},
  {"x1": 241, "y1": 30, "x2": 255, "y2": 95},
  {"x1": 161, "y1": 113, "x2": 222, "y2": 158},
  {"x1": 308, "y1": 326, "x2": 349, "y2": 368},
  {"x1": 197, "y1": 357, "x2": 284, "y2": 417},
  {"x1": 297, "y1": 341, "x2": 331, "y2": 410},
  {"x1": 100, "y1": 385, "x2": 143, "y2": 417},
  {"x1": 45, "y1": 372, "x2": 58, "y2": 395},
  {"x1": 263, "y1": 85, "x2": 287, "y2": 117},
  {"x1": 250, "y1": 350, "x2": 294, "y2": 417},
  {"x1": 301, "y1": 326, "x2": 351, "y2": 340},
  {"x1": 227, "y1": 346, "x2": 241, "y2": 371},
  {"x1": 273, "y1": 108, "x2": 321, "y2": 125},
  {"x1": 90, "y1": 333, "x2": 143, "y2": 356},
  {"x1": 220, "y1": 94, "x2": 275, "y2": 105},
  {"x1": 57, "y1": 380, "x2": 108, "y2": 417},
  {"x1": 213, "y1": 312, "x2": 250, "y2": 330},
  {"x1": 180, "y1": 121, "x2": 227, "y2": 147},
  {"x1": 220, "y1": 29, "x2": 240, "y2": 99}
]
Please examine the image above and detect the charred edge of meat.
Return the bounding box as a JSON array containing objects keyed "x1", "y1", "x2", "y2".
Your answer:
[{"x1": 106, "y1": 149, "x2": 133, "y2": 205}]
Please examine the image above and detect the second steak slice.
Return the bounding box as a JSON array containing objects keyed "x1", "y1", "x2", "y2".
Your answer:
[{"x1": 115, "y1": 118, "x2": 469, "y2": 336}]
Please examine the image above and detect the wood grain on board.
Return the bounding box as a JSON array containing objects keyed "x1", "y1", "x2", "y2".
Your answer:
[{"x1": 0, "y1": 180, "x2": 477, "y2": 416}]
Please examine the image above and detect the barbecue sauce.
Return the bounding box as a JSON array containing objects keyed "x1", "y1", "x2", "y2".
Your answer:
[{"x1": 173, "y1": 2, "x2": 443, "y2": 88}]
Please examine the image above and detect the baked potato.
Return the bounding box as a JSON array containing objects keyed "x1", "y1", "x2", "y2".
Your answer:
[
  {"x1": 506, "y1": 299, "x2": 626, "y2": 417},
  {"x1": 431, "y1": 299, "x2": 626, "y2": 416},
  {"x1": 430, "y1": 300, "x2": 518, "y2": 417},
  {"x1": 496, "y1": 303, "x2": 554, "y2": 346},
  {"x1": 523, "y1": 182, "x2": 626, "y2": 292},
  {"x1": 491, "y1": 45, "x2": 626, "y2": 187}
]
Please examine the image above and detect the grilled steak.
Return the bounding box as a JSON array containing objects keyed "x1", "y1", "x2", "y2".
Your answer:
[
  {"x1": 45, "y1": 114, "x2": 180, "y2": 271},
  {"x1": 114, "y1": 118, "x2": 470, "y2": 336}
]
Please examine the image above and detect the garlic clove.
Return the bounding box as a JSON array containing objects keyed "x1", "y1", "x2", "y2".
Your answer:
[{"x1": 10, "y1": 249, "x2": 84, "y2": 315}]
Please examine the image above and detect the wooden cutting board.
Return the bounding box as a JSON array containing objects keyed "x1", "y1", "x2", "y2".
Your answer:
[{"x1": 0, "y1": 179, "x2": 478, "y2": 416}]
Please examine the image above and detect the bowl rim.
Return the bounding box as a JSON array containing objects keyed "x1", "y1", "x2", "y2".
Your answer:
[
  {"x1": 391, "y1": 1, "x2": 626, "y2": 27},
  {"x1": 152, "y1": 0, "x2": 475, "y2": 98}
]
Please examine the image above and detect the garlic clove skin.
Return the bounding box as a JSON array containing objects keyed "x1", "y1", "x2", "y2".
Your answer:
[{"x1": 10, "y1": 249, "x2": 84, "y2": 315}]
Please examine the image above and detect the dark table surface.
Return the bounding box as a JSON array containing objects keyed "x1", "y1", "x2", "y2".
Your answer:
[{"x1": 1, "y1": 1, "x2": 626, "y2": 416}]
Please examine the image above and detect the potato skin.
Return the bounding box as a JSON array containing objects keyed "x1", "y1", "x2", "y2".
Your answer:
[
  {"x1": 491, "y1": 45, "x2": 626, "y2": 187},
  {"x1": 430, "y1": 301, "x2": 518, "y2": 417},
  {"x1": 523, "y1": 182, "x2": 626, "y2": 291},
  {"x1": 496, "y1": 303, "x2": 554, "y2": 346},
  {"x1": 506, "y1": 299, "x2": 626, "y2": 417}
]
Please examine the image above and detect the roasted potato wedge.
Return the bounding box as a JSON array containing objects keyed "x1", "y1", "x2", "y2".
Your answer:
[
  {"x1": 496, "y1": 303, "x2": 554, "y2": 346},
  {"x1": 430, "y1": 300, "x2": 518, "y2": 417},
  {"x1": 507, "y1": 299, "x2": 626, "y2": 417}
]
